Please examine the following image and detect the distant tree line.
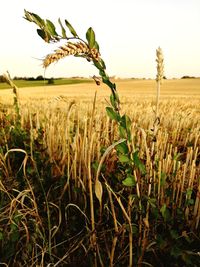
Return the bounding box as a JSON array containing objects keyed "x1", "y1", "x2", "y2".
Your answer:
[
  {"x1": 13, "y1": 75, "x2": 46, "y2": 81},
  {"x1": 1, "y1": 74, "x2": 199, "y2": 84},
  {"x1": 181, "y1": 75, "x2": 198, "y2": 79},
  {"x1": 0, "y1": 75, "x2": 45, "y2": 82},
  {"x1": 0, "y1": 75, "x2": 55, "y2": 84}
]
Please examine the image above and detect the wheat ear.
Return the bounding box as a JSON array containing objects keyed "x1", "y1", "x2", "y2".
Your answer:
[
  {"x1": 156, "y1": 47, "x2": 164, "y2": 83},
  {"x1": 43, "y1": 41, "x2": 100, "y2": 68},
  {"x1": 155, "y1": 47, "x2": 164, "y2": 118}
]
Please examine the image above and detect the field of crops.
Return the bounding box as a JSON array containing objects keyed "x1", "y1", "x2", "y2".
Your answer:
[
  {"x1": 0, "y1": 78, "x2": 200, "y2": 266},
  {"x1": 0, "y1": 77, "x2": 92, "y2": 90}
]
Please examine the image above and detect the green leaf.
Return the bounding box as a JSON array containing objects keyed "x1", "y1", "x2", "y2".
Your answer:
[
  {"x1": 133, "y1": 151, "x2": 146, "y2": 175},
  {"x1": 139, "y1": 162, "x2": 146, "y2": 175},
  {"x1": 110, "y1": 93, "x2": 119, "y2": 110},
  {"x1": 32, "y1": 13, "x2": 44, "y2": 27},
  {"x1": 116, "y1": 141, "x2": 129, "y2": 154},
  {"x1": 94, "y1": 41, "x2": 100, "y2": 51},
  {"x1": 160, "y1": 204, "x2": 166, "y2": 218},
  {"x1": 160, "y1": 204, "x2": 171, "y2": 221},
  {"x1": 93, "y1": 60, "x2": 105, "y2": 71},
  {"x1": 86, "y1": 27, "x2": 96, "y2": 48},
  {"x1": 110, "y1": 94, "x2": 115, "y2": 108},
  {"x1": 106, "y1": 107, "x2": 120, "y2": 122},
  {"x1": 119, "y1": 125, "x2": 126, "y2": 138},
  {"x1": 186, "y1": 188, "x2": 193, "y2": 198},
  {"x1": 65, "y1": 20, "x2": 78, "y2": 37},
  {"x1": 99, "y1": 69, "x2": 106, "y2": 77},
  {"x1": 120, "y1": 115, "x2": 131, "y2": 140},
  {"x1": 24, "y1": 11, "x2": 45, "y2": 28},
  {"x1": 24, "y1": 9, "x2": 33, "y2": 22},
  {"x1": 120, "y1": 114, "x2": 131, "y2": 129},
  {"x1": 37, "y1": 29, "x2": 50, "y2": 42},
  {"x1": 58, "y1": 18, "x2": 67, "y2": 38},
  {"x1": 119, "y1": 154, "x2": 130, "y2": 163},
  {"x1": 122, "y1": 175, "x2": 136, "y2": 186},
  {"x1": 102, "y1": 76, "x2": 116, "y2": 92},
  {"x1": 99, "y1": 59, "x2": 106, "y2": 69},
  {"x1": 114, "y1": 91, "x2": 119, "y2": 102},
  {"x1": 46, "y1": 19, "x2": 58, "y2": 36}
]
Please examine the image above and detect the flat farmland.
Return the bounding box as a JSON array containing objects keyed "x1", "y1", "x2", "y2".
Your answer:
[{"x1": 0, "y1": 78, "x2": 200, "y2": 102}]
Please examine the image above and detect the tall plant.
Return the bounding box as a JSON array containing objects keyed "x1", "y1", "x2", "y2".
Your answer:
[
  {"x1": 152, "y1": 47, "x2": 164, "y2": 141},
  {"x1": 24, "y1": 10, "x2": 142, "y2": 266}
]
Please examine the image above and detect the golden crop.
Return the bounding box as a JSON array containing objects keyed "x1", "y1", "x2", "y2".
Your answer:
[{"x1": 1, "y1": 79, "x2": 199, "y2": 226}]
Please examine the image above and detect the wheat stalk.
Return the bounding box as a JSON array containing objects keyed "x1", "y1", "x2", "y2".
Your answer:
[
  {"x1": 43, "y1": 41, "x2": 100, "y2": 68},
  {"x1": 155, "y1": 46, "x2": 164, "y2": 116},
  {"x1": 151, "y1": 46, "x2": 164, "y2": 151}
]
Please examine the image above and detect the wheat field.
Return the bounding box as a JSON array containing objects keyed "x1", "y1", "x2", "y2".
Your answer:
[
  {"x1": 1, "y1": 78, "x2": 200, "y2": 196},
  {"x1": 1, "y1": 78, "x2": 200, "y2": 99},
  {"x1": 1, "y1": 78, "x2": 199, "y2": 210},
  {"x1": 0, "y1": 78, "x2": 200, "y2": 266}
]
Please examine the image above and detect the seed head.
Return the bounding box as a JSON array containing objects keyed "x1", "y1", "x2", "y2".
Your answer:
[
  {"x1": 156, "y1": 47, "x2": 164, "y2": 83},
  {"x1": 43, "y1": 41, "x2": 100, "y2": 68}
]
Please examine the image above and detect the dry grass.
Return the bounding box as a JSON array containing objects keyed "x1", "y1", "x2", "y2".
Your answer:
[
  {"x1": 1, "y1": 78, "x2": 199, "y2": 198},
  {"x1": 0, "y1": 78, "x2": 200, "y2": 266}
]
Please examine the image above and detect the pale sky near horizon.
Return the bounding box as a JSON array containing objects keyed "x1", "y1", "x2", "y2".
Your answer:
[{"x1": 0, "y1": 0, "x2": 200, "y2": 79}]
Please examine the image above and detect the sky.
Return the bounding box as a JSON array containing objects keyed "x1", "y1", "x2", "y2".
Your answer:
[{"x1": 0, "y1": 0, "x2": 200, "y2": 79}]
